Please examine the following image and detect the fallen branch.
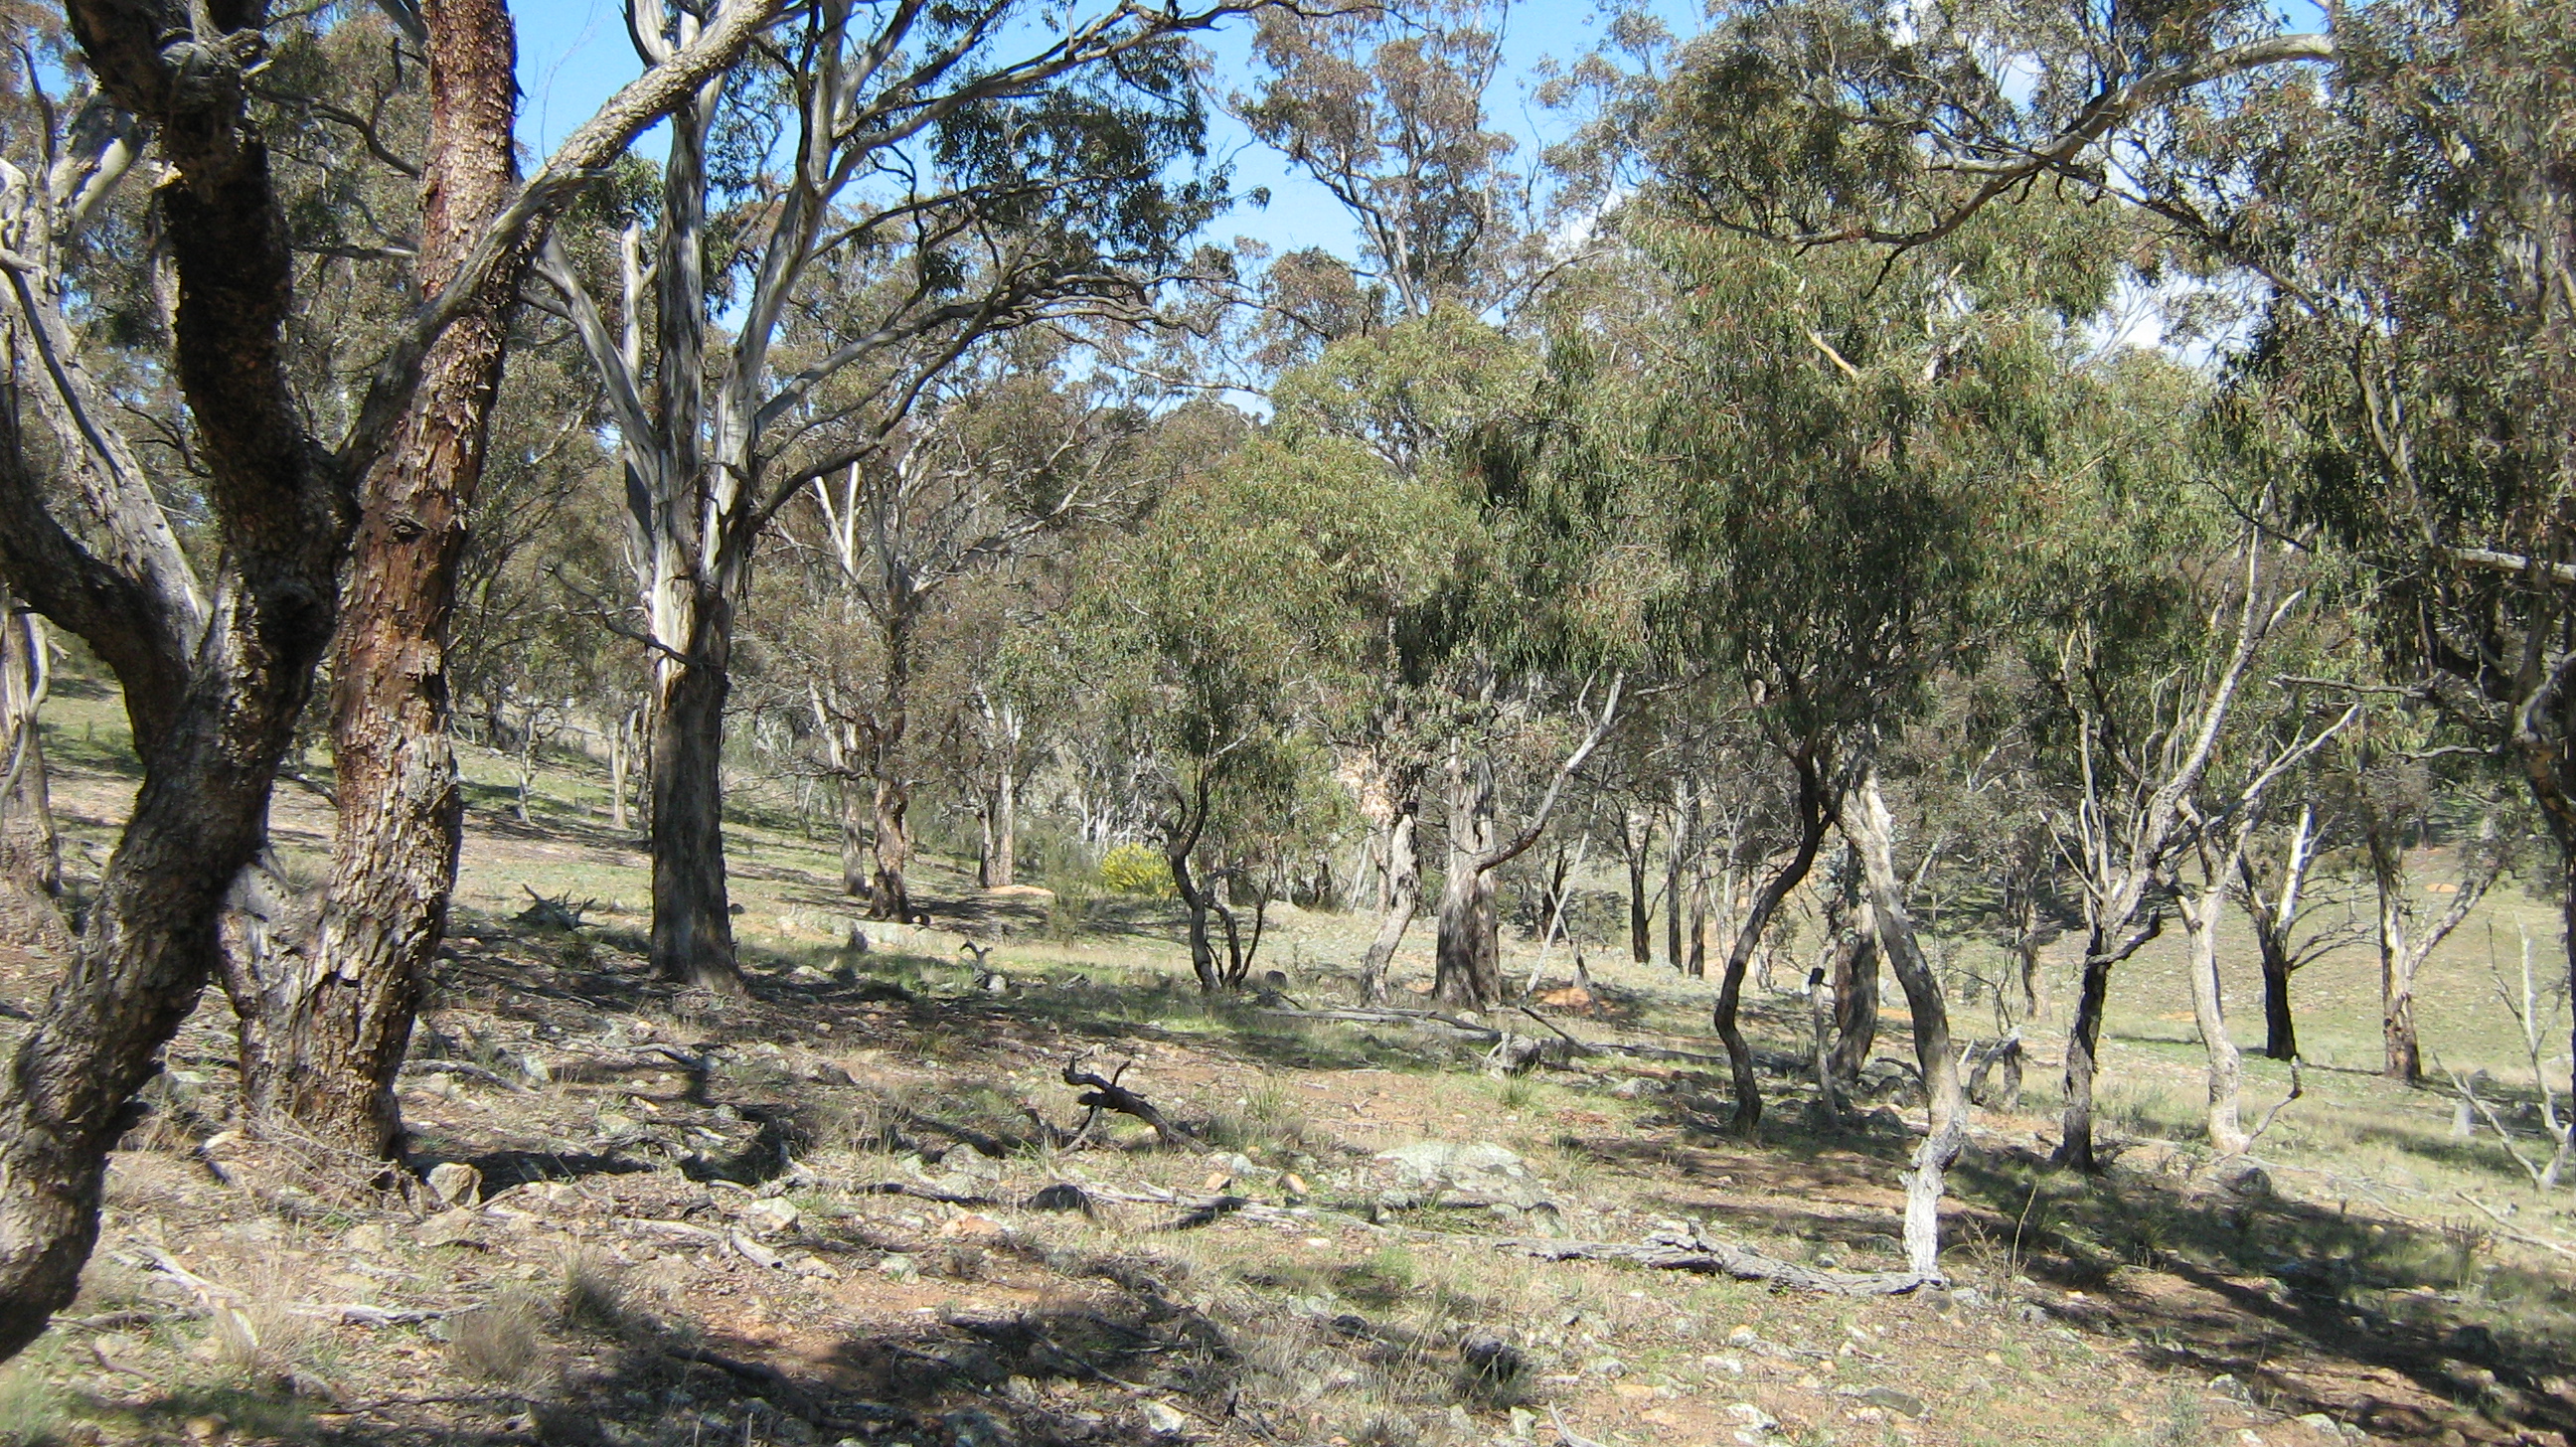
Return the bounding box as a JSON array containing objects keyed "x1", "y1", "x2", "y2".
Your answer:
[
  {"x1": 2453, "y1": 1191, "x2": 2576, "y2": 1260},
  {"x1": 1061, "y1": 1053, "x2": 1201, "y2": 1151},
  {"x1": 401, "y1": 1058, "x2": 537, "y2": 1094},
  {"x1": 1499, "y1": 1223, "x2": 1925, "y2": 1296}
]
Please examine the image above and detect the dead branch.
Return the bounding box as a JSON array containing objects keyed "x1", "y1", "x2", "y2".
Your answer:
[
  {"x1": 1061, "y1": 1053, "x2": 1201, "y2": 1151},
  {"x1": 1499, "y1": 1223, "x2": 1925, "y2": 1296},
  {"x1": 2452, "y1": 1191, "x2": 2576, "y2": 1260},
  {"x1": 515, "y1": 884, "x2": 593, "y2": 930}
]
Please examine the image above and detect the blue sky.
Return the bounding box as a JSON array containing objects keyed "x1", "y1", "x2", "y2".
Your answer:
[{"x1": 509, "y1": 1, "x2": 1680, "y2": 263}]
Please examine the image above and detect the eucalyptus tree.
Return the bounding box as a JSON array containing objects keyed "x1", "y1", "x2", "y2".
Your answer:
[
  {"x1": 0, "y1": 0, "x2": 772, "y2": 1362},
  {"x1": 1234, "y1": 0, "x2": 1533, "y2": 331},
  {"x1": 537, "y1": 0, "x2": 1256, "y2": 992},
  {"x1": 2191, "y1": 0, "x2": 2576, "y2": 1078},
  {"x1": 775, "y1": 347, "x2": 1146, "y2": 918}
]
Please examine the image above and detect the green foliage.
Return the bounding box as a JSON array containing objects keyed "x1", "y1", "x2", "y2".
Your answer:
[{"x1": 1098, "y1": 843, "x2": 1174, "y2": 896}]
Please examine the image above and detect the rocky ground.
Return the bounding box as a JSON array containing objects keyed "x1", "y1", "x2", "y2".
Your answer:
[{"x1": 3, "y1": 706, "x2": 2574, "y2": 1447}]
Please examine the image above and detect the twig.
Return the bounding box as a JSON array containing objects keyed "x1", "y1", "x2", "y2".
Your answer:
[{"x1": 1501, "y1": 1223, "x2": 1926, "y2": 1296}]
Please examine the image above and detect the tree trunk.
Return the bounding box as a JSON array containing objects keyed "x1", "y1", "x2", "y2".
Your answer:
[
  {"x1": 1434, "y1": 751, "x2": 1504, "y2": 1009},
  {"x1": 2180, "y1": 862, "x2": 2251, "y2": 1157},
  {"x1": 1712, "y1": 754, "x2": 1832, "y2": 1135},
  {"x1": 837, "y1": 778, "x2": 870, "y2": 896},
  {"x1": 871, "y1": 776, "x2": 912, "y2": 922},
  {"x1": 1827, "y1": 853, "x2": 1878, "y2": 1089},
  {"x1": 0, "y1": 598, "x2": 67, "y2": 953},
  {"x1": 992, "y1": 750, "x2": 1018, "y2": 888},
  {"x1": 0, "y1": 31, "x2": 356, "y2": 1353},
  {"x1": 2256, "y1": 935, "x2": 2298, "y2": 1062},
  {"x1": 649, "y1": 589, "x2": 742, "y2": 993},
  {"x1": 1625, "y1": 807, "x2": 1654, "y2": 965},
  {"x1": 1844, "y1": 766, "x2": 1965, "y2": 1280},
  {"x1": 2367, "y1": 822, "x2": 2420, "y2": 1083},
  {"x1": 1359, "y1": 804, "x2": 1418, "y2": 1003},
  {"x1": 608, "y1": 706, "x2": 632, "y2": 832},
  {"x1": 2058, "y1": 950, "x2": 2116, "y2": 1173},
  {"x1": 1166, "y1": 771, "x2": 1218, "y2": 992}
]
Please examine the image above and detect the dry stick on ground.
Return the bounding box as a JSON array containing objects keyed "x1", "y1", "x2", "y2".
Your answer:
[
  {"x1": 1501, "y1": 1222, "x2": 1924, "y2": 1296},
  {"x1": 1061, "y1": 1054, "x2": 1201, "y2": 1150},
  {"x1": 2451, "y1": 1192, "x2": 2576, "y2": 1260}
]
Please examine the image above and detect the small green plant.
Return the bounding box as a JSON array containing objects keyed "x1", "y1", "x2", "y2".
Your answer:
[
  {"x1": 1097, "y1": 843, "x2": 1173, "y2": 895},
  {"x1": 0, "y1": 1362, "x2": 66, "y2": 1447},
  {"x1": 1495, "y1": 1074, "x2": 1536, "y2": 1111},
  {"x1": 1046, "y1": 878, "x2": 1100, "y2": 943}
]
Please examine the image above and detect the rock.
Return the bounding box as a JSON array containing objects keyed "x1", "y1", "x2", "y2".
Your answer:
[
  {"x1": 1584, "y1": 1356, "x2": 1625, "y2": 1378},
  {"x1": 943, "y1": 1409, "x2": 1017, "y2": 1447},
  {"x1": 2296, "y1": 1413, "x2": 2344, "y2": 1439},
  {"x1": 1374, "y1": 1141, "x2": 1552, "y2": 1210},
  {"x1": 1701, "y1": 1355, "x2": 1746, "y2": 1375},
  {"x1": 2207, "y1": 1374, "x2": 2244, "y2": 1399},
  {"x1": 1508, "y1": 1408, "x2": 1535, "y2": 1442},
  {"x1": 738, "y1": 1199, "x2": 800, "y2": 1234},
  {"x1": 1726, "y1": 1325, "x2": 1760, "y2": 1348},
  {"x1": 1141, "y1": 1400, "x2": 1192, "y2": 1437},
  {"x1": 342, "y1": 1222, "x2": 390, "y2": 1256},
  {"x1": 1857, "y1": 1387, "x2": 1925, "y2": 1418},
  {"x1": 1459, "y1": 1332, "x2": 1524, "y2": 1384},
  {"x1": 730, "y1": 1233, "x2": 785, "y2": 1269},
  {"x1": 1608, "y1": 1076, "x2": 1658, "y2": 1099},
  {"x1": 1026, "y1": 1183, "x2": 1095, "y2": 1214},
  {"x1": 2215, "y1": 1160, "x2": 2273, "y2": 1200},
  {"x1": 1724, "y1": 1403, "x2": 1779, "y2": 1432},
  {"x1": 416, "y1": 1208, "x2": 483, "y2": 1248},
  {"x1": 425, "y1": 1162, "x2": 483, "y2": 1206},
  {"x1": 878, "y1": 1252, "x2": 920, "y2": 1281},
  {"x1": 1949, "y1": 1286, "x2": 1987, "y2": 1309}
]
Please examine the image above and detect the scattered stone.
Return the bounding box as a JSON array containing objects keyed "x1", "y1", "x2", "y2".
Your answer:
[
  {"x1": 1459, "y1": 1332, "x2": 1524, "y2": 1384},
  {"x1": 1026, "y1": 1183, "x2": 1095, "y2": 1214},
  {"x1": 1857, "y1": 1387, "x2": 1925, "y2": 1418},
  {"x1": 878, "y1": 1253, "x2": 920, "y2": 1281},
  {"x1": 1608, "y1": 1076, "x2": 1658, "y2": 1099},
  {"x1": 1509, "y1": 1408, "x2": 1535, "y2": 1442},
  {"x1": 1584, "y1": 1356, "x2": 1626, "y2": 1377},
  {"x1": 1726, "y1": 1325, "x2": 1760, "y2": 1348},
  {"x1": 342, "y1": 1222, "x2": 389, "y2": 1256},
  {"x1": 943, "y1": 1408, "x2": 1016, "y2": 1447},
  {"x1": 1141, "y1": 1400, "x2": 1192, "y2": 1437},
  {"x1": 425, "y1": 1162, "x2": 482, "y2": 1206},
  {"x1": 738, "y1": 1199, "x2": 800, "y2": 1234},
  {"x1": 1375, "y1": 1140, "x2": 1548, "y2": 1210},
  {"x1": 2207, "y1": 1374, "x2": 2244, "y2": 1399},
  {"x1": 416, "y1": 1209, "x2": 482, "y2": 1249},
  {"x1": 1701, "y1": 1355, "x2": 1746, "y2": 1375},
  {"x1": 1724, "y1": 1403, "x2": 1779, "y2": 1432},
  {"x1": 1949, "y1": 1286, "x2": 1987, "y2": 1309},
  {"x1": 2295, "y1": 1413, "x2": 2345, "y2": 1439}
]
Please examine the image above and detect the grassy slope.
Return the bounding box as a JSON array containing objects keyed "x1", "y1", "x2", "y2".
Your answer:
[{"x1": 0, "y1": 679, "x2": 2571, "y2": 1447}]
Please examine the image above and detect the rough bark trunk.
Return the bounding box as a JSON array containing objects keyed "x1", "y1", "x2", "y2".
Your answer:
[
  {"x1": 0, "y1": 597, "x2": 67, "y2": 953},
  {"x1": 1433, "y1": 751, "x2": 1503, "y2": 1009},
  {"x1": 650, "y1": 588, "x2": 742, "y2": 993},
  {"x1": 2256, "y1": 934, "x2": 2298, "y2": 1062},
  {"x1": 1827, "y1": 856, "x2": 1878, "y2": 1090},
  {"x1": 1712, "y1": 754, "x2": 1831, "y2": 1135},
  {"x1": 2238, "y1": 806, "x2": 2316, "y2": 1061},
  {"x1": 227, "y1": 2, "x2": 532, "y2": 1148},
  {"x1": 0, "y1": 6, "x2": 356, "y2": 1355},
  {"x1": 1625, "y1": 808, "x2": 1653, "y2": 965},
  {"x1": 1844, "y1": 767, "x2": 1965, "y2": 1280},
  {"x1": 2058, "y1": 950, "x2": 2117, "y2": 1174},
  {"x1": 1359, "y1": 805, "x2": 1417, "y2": 1003},
  {"x1": 608, "y1": 706, "x2": 633, "y2": 832},
  {"x1": 1166, "y1": 771, "x2": 1217, "y2": 992},
  {"x1": 871, "y1": 777, "x2": 913, "y2": 922}
]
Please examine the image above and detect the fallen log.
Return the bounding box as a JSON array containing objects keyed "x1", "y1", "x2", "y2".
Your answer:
[{"x1": 1499, "y1": 1223, "x2": 1926, "y2": 1296}]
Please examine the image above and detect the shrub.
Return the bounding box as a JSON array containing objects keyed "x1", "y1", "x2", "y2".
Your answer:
[{"x1": 1098, "y1": 843, "x2": 1174, "y2": 896}]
